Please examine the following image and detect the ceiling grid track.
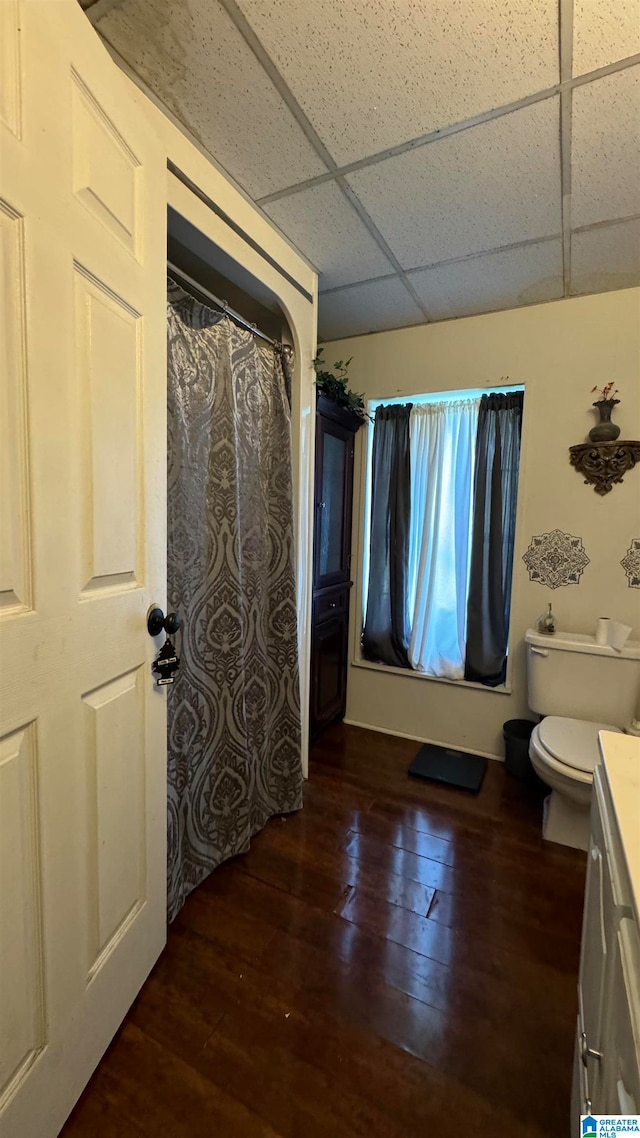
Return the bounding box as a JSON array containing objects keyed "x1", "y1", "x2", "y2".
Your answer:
[
  {"x1": 335, "y1": 177, "x2": 433, "y2": 319},
  {"x1": 575, "y1": 211, "x2": 640, "y2": 235},
  {"x1": 217, "y1": 0, "x2": 433, "y2": 321},
  {"x1": 258, "y1": 86, "x2": 561, "y2": 206},
  {"x1": 318, "y1": 210, "x2": 640, "y2": 298},
  {"x1": 320, "y1": 233, "x2": 564, "y2": 296},
  {"x1": 86, "y1": 0, "x2": 640, "y2": 335},
  {"x1": 257, "y1": 53, "x2": 640, "y2": 208},
  {"x1": 81, "y1": 0, "x2": 124, "y2": 18},
  {"x1": 559, "y1": 0, "x2": 575, "y2": 297},
  {"x1": 216, "y1": 0, "x2": 338, "y2": 172}
]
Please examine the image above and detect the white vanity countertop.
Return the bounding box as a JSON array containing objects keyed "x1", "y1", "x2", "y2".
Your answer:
[{"x1": 600, "y1": 730, "x2": 640, "y2": 923}]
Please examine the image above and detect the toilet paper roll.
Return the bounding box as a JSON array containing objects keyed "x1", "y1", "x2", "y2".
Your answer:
[
  {"x1": 608, "y1": 620, "x2": 632, "y2": 653},
  {"x1": 595, "y1": 617, "x2": 610, "y2": 646}
]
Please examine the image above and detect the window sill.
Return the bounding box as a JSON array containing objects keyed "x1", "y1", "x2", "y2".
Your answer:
[{"x1": 351, "y1": 656, "x2": 511, "y2": 695}]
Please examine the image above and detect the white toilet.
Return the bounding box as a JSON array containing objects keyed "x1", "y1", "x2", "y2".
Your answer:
[{"x1": 525, "y1": 628, "x2": 640, "y2": 851}]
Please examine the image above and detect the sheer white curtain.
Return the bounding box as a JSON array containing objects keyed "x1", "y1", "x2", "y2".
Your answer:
[{"x1": 408, "y1": 399, "x2": 480, "y2": 678}]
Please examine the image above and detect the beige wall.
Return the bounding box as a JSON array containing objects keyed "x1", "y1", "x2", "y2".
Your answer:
[{"x1": 327, "y1": 289, "x2": 640, "y2": 758}]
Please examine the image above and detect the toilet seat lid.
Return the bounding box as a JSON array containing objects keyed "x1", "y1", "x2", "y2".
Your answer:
[{"x1": 537, "y1": 716, "x2": 622, "y2": 773}]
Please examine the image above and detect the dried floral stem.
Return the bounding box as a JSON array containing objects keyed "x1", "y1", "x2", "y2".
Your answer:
[{"x1": 591, "y1": 382, "x2": 619, "y2": 402}]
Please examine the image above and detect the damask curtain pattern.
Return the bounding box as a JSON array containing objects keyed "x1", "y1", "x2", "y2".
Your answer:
[{"x1": 166, "y1": 280, "x2": 302, "y2": 923}]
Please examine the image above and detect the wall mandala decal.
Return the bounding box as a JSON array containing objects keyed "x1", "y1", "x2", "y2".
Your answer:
[
  {"x1": 522, "y1": 529, "x2": 590, "y2": 588},
  {"x1": 621, "y1": 539, "x2": 640, "y2": 588}
]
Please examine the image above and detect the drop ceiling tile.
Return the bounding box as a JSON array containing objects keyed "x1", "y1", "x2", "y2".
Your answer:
[
  {"x1": 347, "y1": 99, "x2": 562, "y2": 269},
  {"x1": 409, "y1": 239, "x2": 563, "y2": 321},
  {"x1": 236, "y1": 0, "x2": 559, "y2": 166},
  {"x1": 573, "y1": 0, "x2": 640, "y2": 77},
  {"x1": 94, "y1": 0, "x2": 326, "y2": 199},
  {"x1": 318, "y1": 277, "x2": 424, "y2": 340},
  {"x1": 264, "y1": 182, "x2": 395, "y2": 289},
  {"x1": 572, "y1": 68, "x2": 640, "y2": 229},
  {"x1": 571, "y1": 220, "x2": 640, "y2": 296}
]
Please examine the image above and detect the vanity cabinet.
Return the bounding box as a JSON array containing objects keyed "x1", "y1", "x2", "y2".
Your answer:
[
  {"x1": 309, "y1": 394, "x2": 362, "y2": 741},
  {"x1": 573, "y1": 756, "x2": 640, "y2": 1127}
]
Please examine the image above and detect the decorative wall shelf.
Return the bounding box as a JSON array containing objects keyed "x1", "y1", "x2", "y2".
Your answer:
[{"x1": 569, "y1": 440, "x2": 640, "y2": 495}]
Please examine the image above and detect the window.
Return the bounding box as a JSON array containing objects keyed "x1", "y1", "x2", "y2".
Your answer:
[{"x1": 361, "y1": 386, "x2": 524, "y2": 687}]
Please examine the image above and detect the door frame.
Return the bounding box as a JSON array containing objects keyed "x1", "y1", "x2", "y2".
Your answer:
[{"x1": 116, "y1": 65, "x2": 318, "y2": 776}]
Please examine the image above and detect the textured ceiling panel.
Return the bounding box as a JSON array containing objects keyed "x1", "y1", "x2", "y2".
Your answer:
[
  {"x1": 573, "y1": 0, "x2": 640, "y2": 77},
  {"x1": 409, "y1": 239, "x2": 563, "y2": 321},
  {"x1": 264, "y1": 182, "x2": 395, "y2": 290},
  {"x1": 571, "y1": 220, "x2": 640, "y2": 296},
  {"x1": 571, "y1": 67, "x2": 640, "y2": 228},
  {"x1": 235, "y1": 0, "x2": 559, "y2": 166},
  {"x1": 94, "y1": 0, "x2": 326, "y2": 198},
  {"x1": 347, "y1": 99, "x2": 562, "y2": 269},
  {"x1": 318, "y1": 278, "x2": 423, "y2": 340},
  {"x1": 86, "y1": 0, "x2": 640, "y2": 334}
]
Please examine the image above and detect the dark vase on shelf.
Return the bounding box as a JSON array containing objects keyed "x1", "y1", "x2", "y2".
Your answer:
[{"x1": 589, "y1": 398, "x2": 621, "y2": 443}]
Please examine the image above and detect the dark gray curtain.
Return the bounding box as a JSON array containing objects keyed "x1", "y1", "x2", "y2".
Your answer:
[
  {"x1": 464, "y1": 391, "x2": 524, "y2": 687},
  {"x1": 166, "y1": 280, "x2": 303, "y2": 923},
  {"x1": 362, "y1": 404, "x2": 412, "y2": 668}
]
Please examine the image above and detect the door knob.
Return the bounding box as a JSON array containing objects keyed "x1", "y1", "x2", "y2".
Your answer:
[
  {"x1": 164, "y1": 612, "x2": 183, "y2": 635},
  {"x1": 147, "y1": 605, "x2": 182, "y2": 637}
]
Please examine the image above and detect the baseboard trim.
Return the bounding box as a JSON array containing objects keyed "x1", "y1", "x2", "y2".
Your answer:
[{"x1": 342, "y1": 718, "x2": 503, "y2": 763}]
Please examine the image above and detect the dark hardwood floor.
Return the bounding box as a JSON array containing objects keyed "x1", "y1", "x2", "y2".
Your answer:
[{"x1": 62, "y1": 724, "x2": 586, "y2": 1138}]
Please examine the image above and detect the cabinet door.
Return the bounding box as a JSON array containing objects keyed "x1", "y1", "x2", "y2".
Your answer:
[
  {"x1": 574, "y1": 842, "x2": 604, "y2": 1125},
  {"x1": 579, "y1": 836, "x2": 616, "y2": 1110},
  {"x1": 572, "y1": 1015, "x2": 591, "y2": 1124},
  {"x1": 314, "y1": 416, "x2": 354, "y2": 589},
  {"x1": 310, "y1": 614, "x2": 349, "y2": 737},
  {"x1": 599, "y1": 919, "x2": 640, "y2": 1115}
]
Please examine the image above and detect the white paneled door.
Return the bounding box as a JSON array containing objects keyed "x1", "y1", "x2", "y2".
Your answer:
[{"x1": 0, "y1": 2, "x2": 167, "y2": 1134}]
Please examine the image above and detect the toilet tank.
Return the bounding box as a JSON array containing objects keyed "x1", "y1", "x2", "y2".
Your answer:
[{"x1": 525, "y1": 629, "x2": 640, "y2": 725}]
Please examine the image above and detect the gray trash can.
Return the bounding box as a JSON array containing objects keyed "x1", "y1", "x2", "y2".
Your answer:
[{"x1": 503, "y1": 719, "x2": 536, "y2": 780}]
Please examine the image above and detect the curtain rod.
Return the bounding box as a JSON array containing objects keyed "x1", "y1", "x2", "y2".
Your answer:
[
  {"x1": 167, "y1": 160, "x2": 313, "y2": 304},
  {"x1": 167, "y1": 262, "x2": 282, "y2": 350}
]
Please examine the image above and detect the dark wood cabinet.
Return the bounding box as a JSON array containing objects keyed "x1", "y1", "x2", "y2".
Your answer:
[{"x1": 310, "y1": 394, "x2": 362, "y2": 741}]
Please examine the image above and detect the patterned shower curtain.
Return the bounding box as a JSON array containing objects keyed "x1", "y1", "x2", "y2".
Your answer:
[{"x1": 166, "y1": 280, "x2": 303, "y2": 923}]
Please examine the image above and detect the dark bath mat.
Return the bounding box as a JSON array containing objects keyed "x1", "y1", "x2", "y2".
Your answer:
[{"x1": 408, "y1": 742, "x2": 487, "y2": 792}]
